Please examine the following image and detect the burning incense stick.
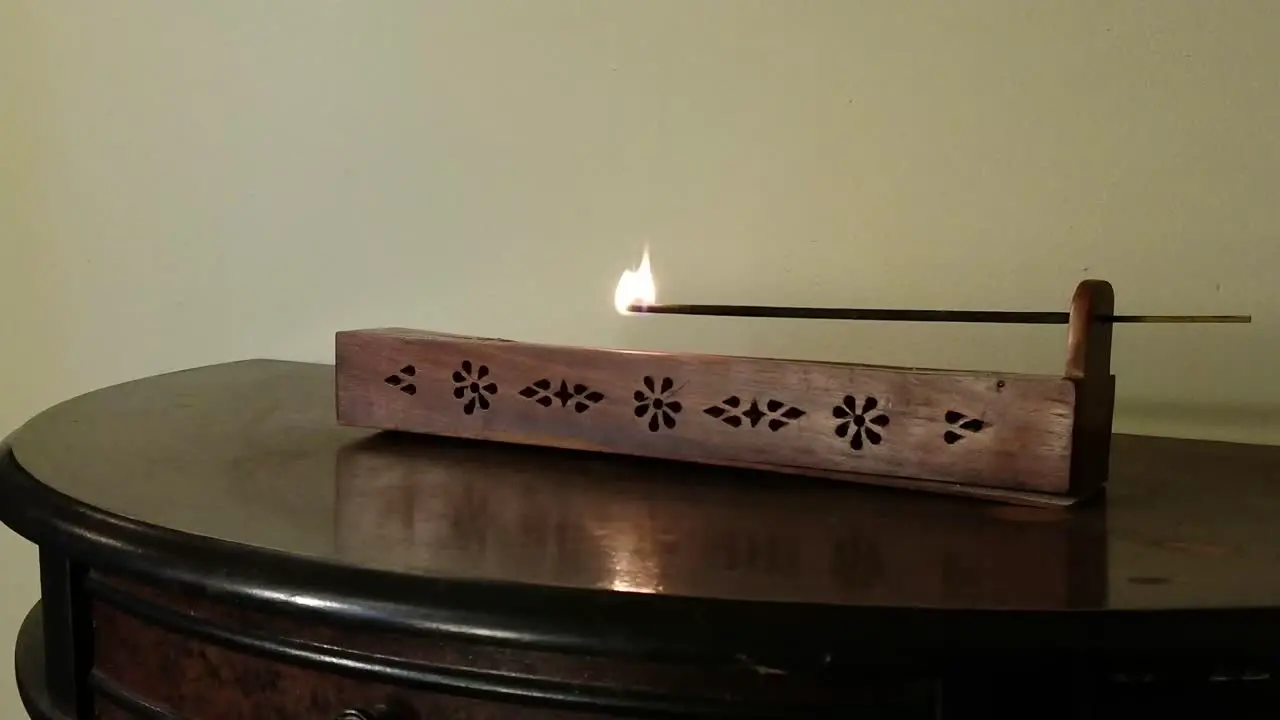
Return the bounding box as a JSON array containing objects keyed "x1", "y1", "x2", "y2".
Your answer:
[
  {"x1": 611, "y1": 250, "x2": 1248, "y2": 324},
  {"x1": 626, "y1": 304, "x2": 1251, "y2": 325}
]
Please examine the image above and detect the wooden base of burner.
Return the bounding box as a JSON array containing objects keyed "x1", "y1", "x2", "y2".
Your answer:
[{"x1": 336, "y1": 281, "x2": 1115, "y2": 506}]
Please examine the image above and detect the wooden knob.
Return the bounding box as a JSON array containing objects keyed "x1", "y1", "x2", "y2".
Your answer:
[{"x1": 335, "y1": 705, "x2": 409, "y2": 720}]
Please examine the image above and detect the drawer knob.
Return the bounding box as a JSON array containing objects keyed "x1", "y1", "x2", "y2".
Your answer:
[{"x1": 335, "y1": 702, "x2": 412, "y2": 720}]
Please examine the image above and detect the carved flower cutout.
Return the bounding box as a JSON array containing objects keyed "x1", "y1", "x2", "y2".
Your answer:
[
  {"x1": 452, "y1": 360, "x2": 498, "y2": 415},
  {"x1": 633, "y1": 376, "x2": 682, "y2": 432},
  {"x1": 833, "y1": 395, "x2": 889, "y2": 451}
]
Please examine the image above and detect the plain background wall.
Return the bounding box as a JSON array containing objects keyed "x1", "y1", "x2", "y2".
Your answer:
[{"x1": 1, "y1": 1, "x2": 1277, "y2": 714}]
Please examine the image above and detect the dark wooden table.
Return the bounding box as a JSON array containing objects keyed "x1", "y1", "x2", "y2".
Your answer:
[{"x1": 3, "y1": 360, "x2": 1279, "y2": 719}]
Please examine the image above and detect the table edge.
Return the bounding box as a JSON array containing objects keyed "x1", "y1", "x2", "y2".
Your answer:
[
  {"x1": 7, "y1": 444, "x2": 1280, "y2": 667},
  {"x1": 16, "y1": 602, "x2": 72, "y2": 720}
]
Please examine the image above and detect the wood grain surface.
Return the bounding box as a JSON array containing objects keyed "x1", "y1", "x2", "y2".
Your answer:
[
  {"x1": 88, "y1": 577, "x2": 935, "y2": 719},
  {"x1": 336, "y1": 329, "x2": 1080, "y2": 495},
  {"x1": 1065, "y1": 279, "x2": 1116, "y2": 498},
  {"x1": 92, "y1": 600, "x2": 609, "y2": 720}
]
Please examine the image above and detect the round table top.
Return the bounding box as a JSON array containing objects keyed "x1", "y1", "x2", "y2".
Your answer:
[{"x1": 4, "y1": 360, "x2": 1280, "y2": 658}]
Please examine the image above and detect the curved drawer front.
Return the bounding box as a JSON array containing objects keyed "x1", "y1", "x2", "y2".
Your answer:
[
  {"x1": 87, "y1": 572, "x2": 934, "y2": 719},
  {"x1": 92, "y1": 602, "x2": 602, "y2": 720}
]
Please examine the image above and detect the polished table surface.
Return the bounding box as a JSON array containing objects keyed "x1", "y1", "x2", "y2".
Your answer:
[
  {"x1": 8, "y1": 360, "x2": 1280, "y2": 611},
  {"x1": 4, "y1": 360, "x2": 1280, "y2": 717}
]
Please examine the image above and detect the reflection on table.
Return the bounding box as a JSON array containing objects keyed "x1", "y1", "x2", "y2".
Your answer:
[{"x1": 336, "y1": 433, "x2": 1107, "y2": 609}]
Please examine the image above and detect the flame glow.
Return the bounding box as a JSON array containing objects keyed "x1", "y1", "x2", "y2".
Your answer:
[{"x1": 613, "y1": 248, "x2": 656, "y2": 314}]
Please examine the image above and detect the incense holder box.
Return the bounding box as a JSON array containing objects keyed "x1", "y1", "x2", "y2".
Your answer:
[{"x1": 335, "y1": 283, "x2": 1115, "y2": 506}]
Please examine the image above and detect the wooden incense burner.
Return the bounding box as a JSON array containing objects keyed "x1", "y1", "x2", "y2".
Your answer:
[{"x1": 335, "y1": 281, "x2": 1119, "y2": 507}]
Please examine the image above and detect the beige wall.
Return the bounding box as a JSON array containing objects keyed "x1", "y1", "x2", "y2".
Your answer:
[{"x1": 1, "y1": 1, "x2": 1277, "y2": 714}]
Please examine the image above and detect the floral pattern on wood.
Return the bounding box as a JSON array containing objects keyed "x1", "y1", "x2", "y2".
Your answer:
[
  {"x1": 944, "y1": 410, "x2": 987, "y2": 445},
  {"x1": 634, "y1": 376, "x2": 682, "y2": 432},
  {"x1": 518, "y1": 379, "x2": 605, "y2": 413},
  {"x1": 382, "y1": 365, "x2": 417, "y2": 396},
  {"x1": 451, "y1": 361, "x2": 498, "y2": 415},
  {"x1": 833, "y1": 395, "x2": 889, "y2": 451},
  {"x1": 703, "y1": 397, "x2": 806, "y2": 431}
]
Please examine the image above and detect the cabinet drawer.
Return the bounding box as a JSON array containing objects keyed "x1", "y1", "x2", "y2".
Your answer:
[
  {"x1": 87, "y1": 574, "x2": 934, "y2": 719},
  {"x1": 92, "y1": 601, "x2": 623, "y2": 720}
]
